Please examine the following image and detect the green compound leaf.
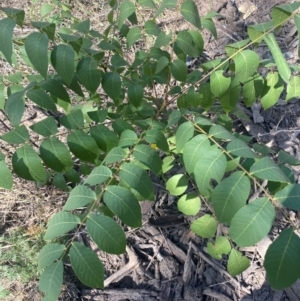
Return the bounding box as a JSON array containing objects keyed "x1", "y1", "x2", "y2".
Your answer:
[
  {"x1": 194, "y1": 148, "x2": 227, "y2": 197},
  {"x1": 51, "y1": 44, "x2": 75, "y2": 86},
  {"x1": 40, "y1": 78, "x2": 71, "y2": 104},
  {"x1": 229, "y1": 197, "x2": 275, "y2": 247},
  {"x1": 0, "y1": 161, "x2": 13, "y2": 189},
  {"x1": 191, "y1": 214, "x2": 217, "y2": 238},
  {"x1": 103, "y1": 147, "x2": 127, "y2": 165},
  {"x1": 183, "y1": 134, "x2": 210, "y2": 174},
  {"x1": 70, "y1": 242, "x2": 104, "y2": 289},
  {"x1": 177, "y1": 193, "x2": 201, "y2": 216},
  {"x1": 1, "y1": 125, "x2": 29, "y2": 144},
  {"x1": 44, "y1": 211, "x2": 80, "y2": 240},
  {"x1": 39, "y1": 261, "x2": 63, "y2": 301},
  {"x1": 104, "y1": 186, "x2": 142, "y2": 228},
  {"x1": 102, "y1": 72, "x2": 122, "y2": 105},
  {"x1": 207, "y1": 236, "x2": 231, "y2": 260},
  {"x1": 272, "y1": 3, "x2": 300, "y2": 29},
  {"x1": 84, "y1": 165, "x2": 112, "y2": 186},
  {"x1": 154, "y1": 31, "x2": 172, "y2": 48},
  {"x1": 176, "y1": 31, "x2": 200, "y2": 57},
  {"x1": 211, "y1": 171, "x2": 251, "y2": 224},
  {"x1": 12, "y1": 145, "x2": 47, "y2": 182},
  {"x1": 67, "y1": 130, "x2": 100, "y2": 163},
  {"x1": 261, "y1": 72, "x2": 284, "y2": 110},
  {"x1": 233, "y1": 50, "x2": 259, "y2": 83},
  {"x1": 137, "y1": 0, "x2": 157, "y2": 9},
  {"x1": 126, "y1": 26, "x2": 141, "y2": 48},
  {"x1": 166, "y1": 174, "x2": 188, "y2": 196},
  {"x1": 38, "y1": 243, "x2": 66, "y2": 270},
  {"x1": 133, "y1": 144, "x2": 162, "y2": 174},
  {"x1": 250, "y1": 157, "x2": 290, "y2": 183},
  {"x1": 26, "y1": 87, "x2": 56, "y2": 111},
  {"x1": 128, "y1": 84, "x2": 143, "y2": 107},
  {"x1": 210, "y1": 70, "x2": 231, "y2": 97},
  {"x1": 30, "y1": 116, "x2": 58, "y2": 137},
  {"x1": 263, "y1": 33, "x2": 291, "y2": 83},
  {"x1": 77, "y1": 57, "x2": 101, "y2": 94},
  {"x1": 31, "y1": 21, "x2": 56, "y2": 41},
  {"x1": 40, "y1": 137, "x2": 73, "y2": 173},
  {"x1": 145, "y1": 129, "x2": 169, "y2": 152},
  {"x1": 25, "y1": 32, "x2": 48, "y2": 79},
  {"x1": 264, "y1": 227, "x2": 300, "y2": 289},
  {"x1": 90, "y1": 125, "x2": 119, "y2": 152},
  {"x1": 60, "y1": 109, "x2": 84, "y2": 130},
  {"x1": 286, "y1": 75, "x2": 300, "y2": 101},
  {"x1": 63, "y1": 185, "x2": 96, "y2": 211},
  {"x1": 275, "y1": 184, "x2": 300, "y2": 210},
  {"x1": 278, "y1": 149, "x2": 300, "y2": 165},
  {"x1": 180, "y1": 0, "x2": 201, "y2": 29},
  {"x1": 171, "y1": 60, "x2": 188, "y2": 83},
  {"x1": 144, "y1": 20, "x2": 161, "y2": 36},
  {"x1": 209, "y1": 124, "x2": 235, "y2": 140},
  {"x1": 219, "y1": 77, "x2": 241, "y2": 114},
  {"x1": 0, "y1": 18, "x2": 16, "y2": 65},
  {"x1": 5, "y1": 91, "x2": 25, "y2": 127},
  {"x1": 176, "y1": 121, "x2": 194, "y2": 153},
  {"x1": 227, "y1": 139, "x2": 258, "y2": 158},
  {"x1": 72, "y1": 19, "x2": 90, "y2": 33},
  {"x1": 119, "y1": 130, "x2": 138, "y2": 148},
  {"x1": 227, "y1": 249, "x2": 250, "y2": 277},
  {"x1": 120, "y1": 162, "x2": 154, "y2": 200},
  {"x1": 155, "y1": 0, "x2": 177, "y2": 17},
  {"x1": 86, "y1": 214, "x2": 126, "y2": 254},
  {"x1": 118, "y1": 1, "x2": 135, "y2": 29}
]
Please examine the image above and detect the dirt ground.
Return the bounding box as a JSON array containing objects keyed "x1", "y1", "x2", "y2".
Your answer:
[{"x1": 0, "y1": 0, "x2": 300, "y2": 300}]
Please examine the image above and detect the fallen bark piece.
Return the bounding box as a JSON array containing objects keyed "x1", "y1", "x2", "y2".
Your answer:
[{"x1": 81, "y1": 288, "x2": 160, "y2": 301}]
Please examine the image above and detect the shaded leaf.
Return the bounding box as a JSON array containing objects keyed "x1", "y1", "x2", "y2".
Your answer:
[
  {"x1": 275, "y1": 184, "x2": 300, "y2": 210},
  {"x1": 166, "y1": 174, "x2": 188, "y2": 196},
  {"x1": 0, "y1": 161, "x2": 13, "y2": 189},
  {"x1": 0, "y1": 18, "x2": 16, "y2": 64},
  {"x1": 38, "y1": 243, "x2": 65, "y2": 270},
  {"x1": 207, "y1": 236, "x2": 231, "y2": 260},
  {"x1": 86, "y1": 214, "x2": 126, "y2": 254},
  {"x1": 44, "y1": 211, "x2": 80, "y2": 240},
  {"x1": 180, "y1": 0, "x2": 201, "y2": 29},
  {"x1": 104, "y1": 186, "x2": 142, "y2": 228},
  {"x1": 5, "y1": 91, "x2": 25, "y2": 127},
  {"x1": 84, "y1": 166, "x2": 112, "y2": 186},
  {"x1": 176, "y1": 121, "x2": 194, "y2": 153},
  {"x1": 264, "y1": 228, "x2": 300, "y2": 289},
  {"x1": 1, "y1": 125, "x2": 29, "y2": 144},
  {"x1": 229, "y1": 197, "x2": 275, "y2": 246},
  {"x1": 70, "y1": 242, "x2": 104, "y2": 288},
  {"x1": 27, "y1": 87, "x2": 56, "y2": 111}
]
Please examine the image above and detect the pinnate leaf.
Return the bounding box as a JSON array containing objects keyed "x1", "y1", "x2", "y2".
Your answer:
[
  {"x1": 12, "y1": 145, "x2": 47, "y2": 182},
  {"x1": 118, "y1": 1, "x2": 135, "y2": 29},
  {"x1": 70, "y1": 242, "x2": 104, "y2": 289},
  {"x1": 104, "y1": 186, "x2": 142, "y2": 228},
  {"x1": 133, "y1": 144, "x2": 162, "y2": 174},
  {"x1": 264, "y1": 227, "x2": 300, "y2": 289},
  {"x1": 207, "y1": 236, "x2": 231, "y2": 260},
  {"x1": 227, "y1": 139, "x2": 258, "y2": 158},
  {"x1": 5, "y1": 91, "x2": 25, "y2": 127},
  {"x1": 67, "y1": 130, "x2": 100, "y2": 163},
  {"x1": 227, "y1": 249, "x2": 250, "y2": 277},
  {"x1": 210, "y1": 70, "x2": 231, "y2": 97},
  {"x1": 84, "y1": 166, "x2": 112, "y2": 186},
  {"x1": 194, "y1": 148, "x2": 227, "y2": 197},
  {"x1": 63, "y1": 185, "x2": 96, "y2": 211},
  {"x1": 275, "y1": 184, "x2": 300, "y2": 210},
  {"x1": 120, "y1": 162, "x2": 154, "y2": 200},
  {"x1": 1, "y1": 125, "x2": 29, "y2": 144},
  {"x1": 183, "y1": 134, "x2": 210, "y2": 174},
  {"x1": 0, "y1": 161, "x2": 13, "y2": 189},
  {"x1": 177, "y1": 193, "x2": 201, "y2": 215},
  {"x1": 51, "y1": 44, "x2": 75, "y2": 85},
  {"x1": 250, "y1": 157, "x2": 290, "y2": 183},
  {"x1": 212, "y1": 171, "x2": 250, "y2": 224},
  {"x1": 191, "y1": 214, "x2": 217, "y2": 238},
  {"x1": 166, "y1": 174, "x2": 188, "y2": 196},
  {"x1": 176, "y1": 121, "x2": 194, "y2": 152},
  {"x1": 102, "y1": 72, "x2": 122, "y2": 105},
  {"x1": 86, "y1": 214, "x2": 126, "y2": 254},
  {"x1": 39, "y1": 261, "x2": 63, "y2": 301},
  {"x1": 38, "y1": 243, "x2": 65, "y2": 270},
  {"x1": 40, "y1": 137, "x2": 73, "y2": 173},
  {"x1": 229, "y1": 197, "x2": 275, "y2": 247},
  {"x1": 180, "y1": 0, "x2": 201, "y2": 29},
  {"x1": 0, "y1": 18, "x2": 16, "y2": 65}
]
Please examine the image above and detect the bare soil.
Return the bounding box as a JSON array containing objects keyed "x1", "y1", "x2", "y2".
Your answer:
[{"x1": 0, "y1": 0, "x2": 300, "y2": 300}]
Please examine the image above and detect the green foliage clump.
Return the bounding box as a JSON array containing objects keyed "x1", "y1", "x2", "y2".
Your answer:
[{"x1": 0, "y1": 0, "x2": 300, "y2": 299}]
